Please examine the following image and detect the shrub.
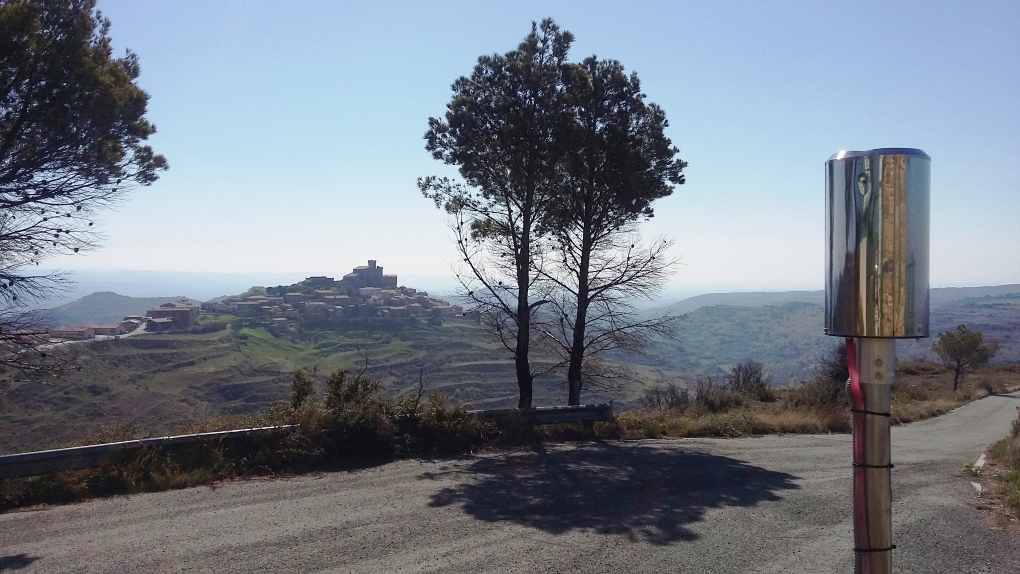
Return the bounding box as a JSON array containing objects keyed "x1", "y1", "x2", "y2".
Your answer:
[
  {"x1": 897, "y1": 361, "x2": 941, "y2": 376},
  {"x1": 640, "y1": 382, "x2": 691, "y2": 412},
  {"x1": 706, "y1": 390, "x2": 745, "y2": 412},
  {"x1": 678, "y1": 376, "x2": 745, "y2": 414},
  {"x1": 785, "y1": 378, "x2": 845, "y2": 407},
  {"x1": 396, "y1": 391, "x2": 491, "y2": 456},
  {"x1": 992, "y1": 409, "x2": 1020, "y2": 518},
  {"x1": 976, "y1": 375, "x2": 1004, "y2": 396},
  {"x1": 890, "y1": 380, "x2": 932, "y2": 403},
  {"x1": 288, "y1": 367, "x2": 317, "y2": 409},
  {"x1": 727, "y1": 360, "x2": 775, "y2": 402},
  {"x1": 817, "y1": 341, "x2": 849, "y2": 384},
  {"x1": 641, "y1": 419, "x2": 663, "y2": 438},
  {"x1": 323, "y1": 369, "x2": 386, "y2": 418},
  {"x1": 693, "y1": 375, "x2": 717, "y2": 406}
]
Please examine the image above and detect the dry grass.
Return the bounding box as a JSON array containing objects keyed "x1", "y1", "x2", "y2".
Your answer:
[
  {"x1": 889, "y1": 361, "x2": 1020, "y2": 423},
  {"x1": 3, "y1": 362, "x2": 1017, "y2": 513},
  {"x1": 617, "y1": 404, "x2": 850, "y2": 440},
  {"x1": 621, "y1": 362, "x2": 1020, "y2": 441},
  {"x1": 988, "y1": 408, "x2": 1020, "y2": 521}
]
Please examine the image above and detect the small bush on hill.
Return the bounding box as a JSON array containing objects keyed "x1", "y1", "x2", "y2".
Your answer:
[
  {"x1": 288, "y1": 367, "x2": 317, "y2": 409},
  {"x1": 727, "y1": 360, "x2": 775, "y2": 402},
  {"x1": 323, "y1": 368, "x2": 387, "y2": 418},
  {"x1": 395, "y1": 391, "x2": 493, "y2": 456},
  {"x1": 640, "y1": 381, "x2": 690, "y2": 411},
  {"x1": 785, "y1": 378, "x2": 844, "y2": 407},
  {"x1": 639, "y1": 376, "x2": 747, "y2": 414},
  {"x1": 817, "y1": 341, "x2": 849, "y2": 384},
  {"x1": 693, "y1": 375, "x2": 716, "y2": 406},
  {"x1": 897, "y1": 361, "x2": 942, "y2": 376}
]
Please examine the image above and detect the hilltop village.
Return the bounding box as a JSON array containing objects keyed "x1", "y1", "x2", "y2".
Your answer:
[
  {"x1": 48, "y1": 300, "x2": 199, "y2": 340},
  {"x1": 46, "y1": 261, "x2": 463, "y2": 341},
  {"x1": 202, "y1": 260, "x2": 466, "y2": 334}
]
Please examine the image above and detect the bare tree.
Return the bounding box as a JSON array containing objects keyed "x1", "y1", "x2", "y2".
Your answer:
[
  {"x1": 726, "y1": 359, "x2": 774, "y2": 401},
  {"x1": 537, "y1": 233, "x2": 679, "y2": 403}
]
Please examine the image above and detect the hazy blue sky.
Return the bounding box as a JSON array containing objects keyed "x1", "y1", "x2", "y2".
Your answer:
[{"x1": 48, "y1": 0, "x2": 1019, "y2": 299}]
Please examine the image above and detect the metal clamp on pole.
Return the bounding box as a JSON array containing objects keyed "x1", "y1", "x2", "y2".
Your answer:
[{"x1": 825, "y1": 148, "x2": 931, "y2": 574}]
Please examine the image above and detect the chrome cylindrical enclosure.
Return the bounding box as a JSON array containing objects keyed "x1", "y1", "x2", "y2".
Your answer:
[{"x1": 825, "y1": 148, "x2": 931, "y2": 338}]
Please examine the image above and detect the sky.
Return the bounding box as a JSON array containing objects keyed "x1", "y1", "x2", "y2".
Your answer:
[{"x1": 45, "y1": 0, "x2": 1020, "y2": 302}]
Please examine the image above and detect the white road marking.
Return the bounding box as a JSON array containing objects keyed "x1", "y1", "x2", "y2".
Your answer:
[{"x1": 974, "y1": 454, "x2": 986, "y2": 470}]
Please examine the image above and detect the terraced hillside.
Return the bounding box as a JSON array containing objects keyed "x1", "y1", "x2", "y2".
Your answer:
[
  {"x1": 0, "y1": 330, "x2": 289, "y2": 454},
  {"x1": 4, "y1": 286, "x2": 1017, "y2": 455},
  {"x1": 0, "y1": 320, "x2": 591, "y2": 454},
  {"x1": 231, "y1": 322, "x2": 592, "y2": 410}
]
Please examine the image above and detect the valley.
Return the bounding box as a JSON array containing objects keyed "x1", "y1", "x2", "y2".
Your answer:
[{"x1": 2, "y1": 285, "x2": 1017, "y2": 455}]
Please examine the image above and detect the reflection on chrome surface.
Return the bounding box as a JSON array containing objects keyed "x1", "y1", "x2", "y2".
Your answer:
[{"x1": 825, "y1": 149, "x2": 930, "y2": 338}]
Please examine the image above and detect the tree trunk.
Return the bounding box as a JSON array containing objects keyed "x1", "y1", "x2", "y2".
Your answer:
[
  {"x1": 567, "y1": 277, "x2": 590, "y2": 406},
  {"x1": 516, "y1": 344, "x2": 533, "y2": 409},
  {"x1": 516, "y1": 255, "x2": 533, "y2": 409},
  {"x1": 566, "y1": 306, "x2": 586, "y2": 406},
  {"x1": 516, "y1": 191, "x2": 534, "y2": 409},
  {"x1": 566, "y1": 225, "x2": 593, "y2": 406},
  {"x1": 953, "y1": 365, "x2": 962, "y2": 392}
]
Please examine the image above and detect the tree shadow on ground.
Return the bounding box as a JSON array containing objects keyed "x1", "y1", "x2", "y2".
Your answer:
[
  {"x1": 423, "y1": 442, "x2": 799, "y2": 545},
  {"x1": 0, "y1": 554, "x2": 39, "y2": 571}
]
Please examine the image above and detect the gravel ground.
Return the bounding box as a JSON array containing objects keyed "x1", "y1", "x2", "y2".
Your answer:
[{"x1": 2, "y1": 392, "x2": 1018, "y2": 573}]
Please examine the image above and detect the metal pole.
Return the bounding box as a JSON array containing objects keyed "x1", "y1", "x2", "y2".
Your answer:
[
  {"x1": 853, "y1": 337, "x2": 895, "y2": 574},
  {"x1": 826, "y1": 147, "x2": 929, "y2": 573}
]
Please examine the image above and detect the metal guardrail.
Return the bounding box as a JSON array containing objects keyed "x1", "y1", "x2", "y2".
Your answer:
[
  {"x1": 0, "y1": 402, "x2": 614, "y2": 479},
  {"x1": 469, "y1": 402, "x2": 615, "y2": 425},
  {"x1": 0, "y1": 425, "x2": 296, "y2": 480}
]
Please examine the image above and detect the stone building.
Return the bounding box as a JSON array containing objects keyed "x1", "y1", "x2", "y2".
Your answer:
[
  {"x1": 147, "y1": 301, "x2": 198, "y2": 328},
  {"x1": 340, "y1": 260, "x2": 398, "y2": 289}
]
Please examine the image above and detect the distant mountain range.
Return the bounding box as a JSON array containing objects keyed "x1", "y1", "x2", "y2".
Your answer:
[
  {"x1": 41, "y1": 292, "x2": 193, "y2": 326},
  {"x1": 644, "y1": 284, "x2": 1020, "y2": 317},
  {"x1": 633, "y1": 284, "x2": 1020, "y2": 384}
]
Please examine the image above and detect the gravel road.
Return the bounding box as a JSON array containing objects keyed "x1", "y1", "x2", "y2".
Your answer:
[{"x1": 2, "y1": 392, "x2": 1018, "y2": 573}]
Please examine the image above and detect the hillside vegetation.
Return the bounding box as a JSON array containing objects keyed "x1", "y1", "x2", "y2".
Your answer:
[
  {"x1": 634, "y1": 287, "x2": 1020, "y2": 384},
  {"x1": 3, "y1": 286, "x2": 1018, "y2": 455},
  {"x1": 623, "y1": 361, "x2": 1020, "y2": 439},
  {"x1": 643, "y1": 284, "x2": 1020, "y2": 317},
  {"x1": 41, "y1": 292, "x2": 193, "y2": 326},
  {"x1": 0, "y1": 319, "x2": 578, "y2": 454}
]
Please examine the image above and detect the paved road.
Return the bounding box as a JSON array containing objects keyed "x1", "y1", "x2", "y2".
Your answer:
[{"x1": 2, "y1": 393, "x2": 1018, "y2": 573}]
